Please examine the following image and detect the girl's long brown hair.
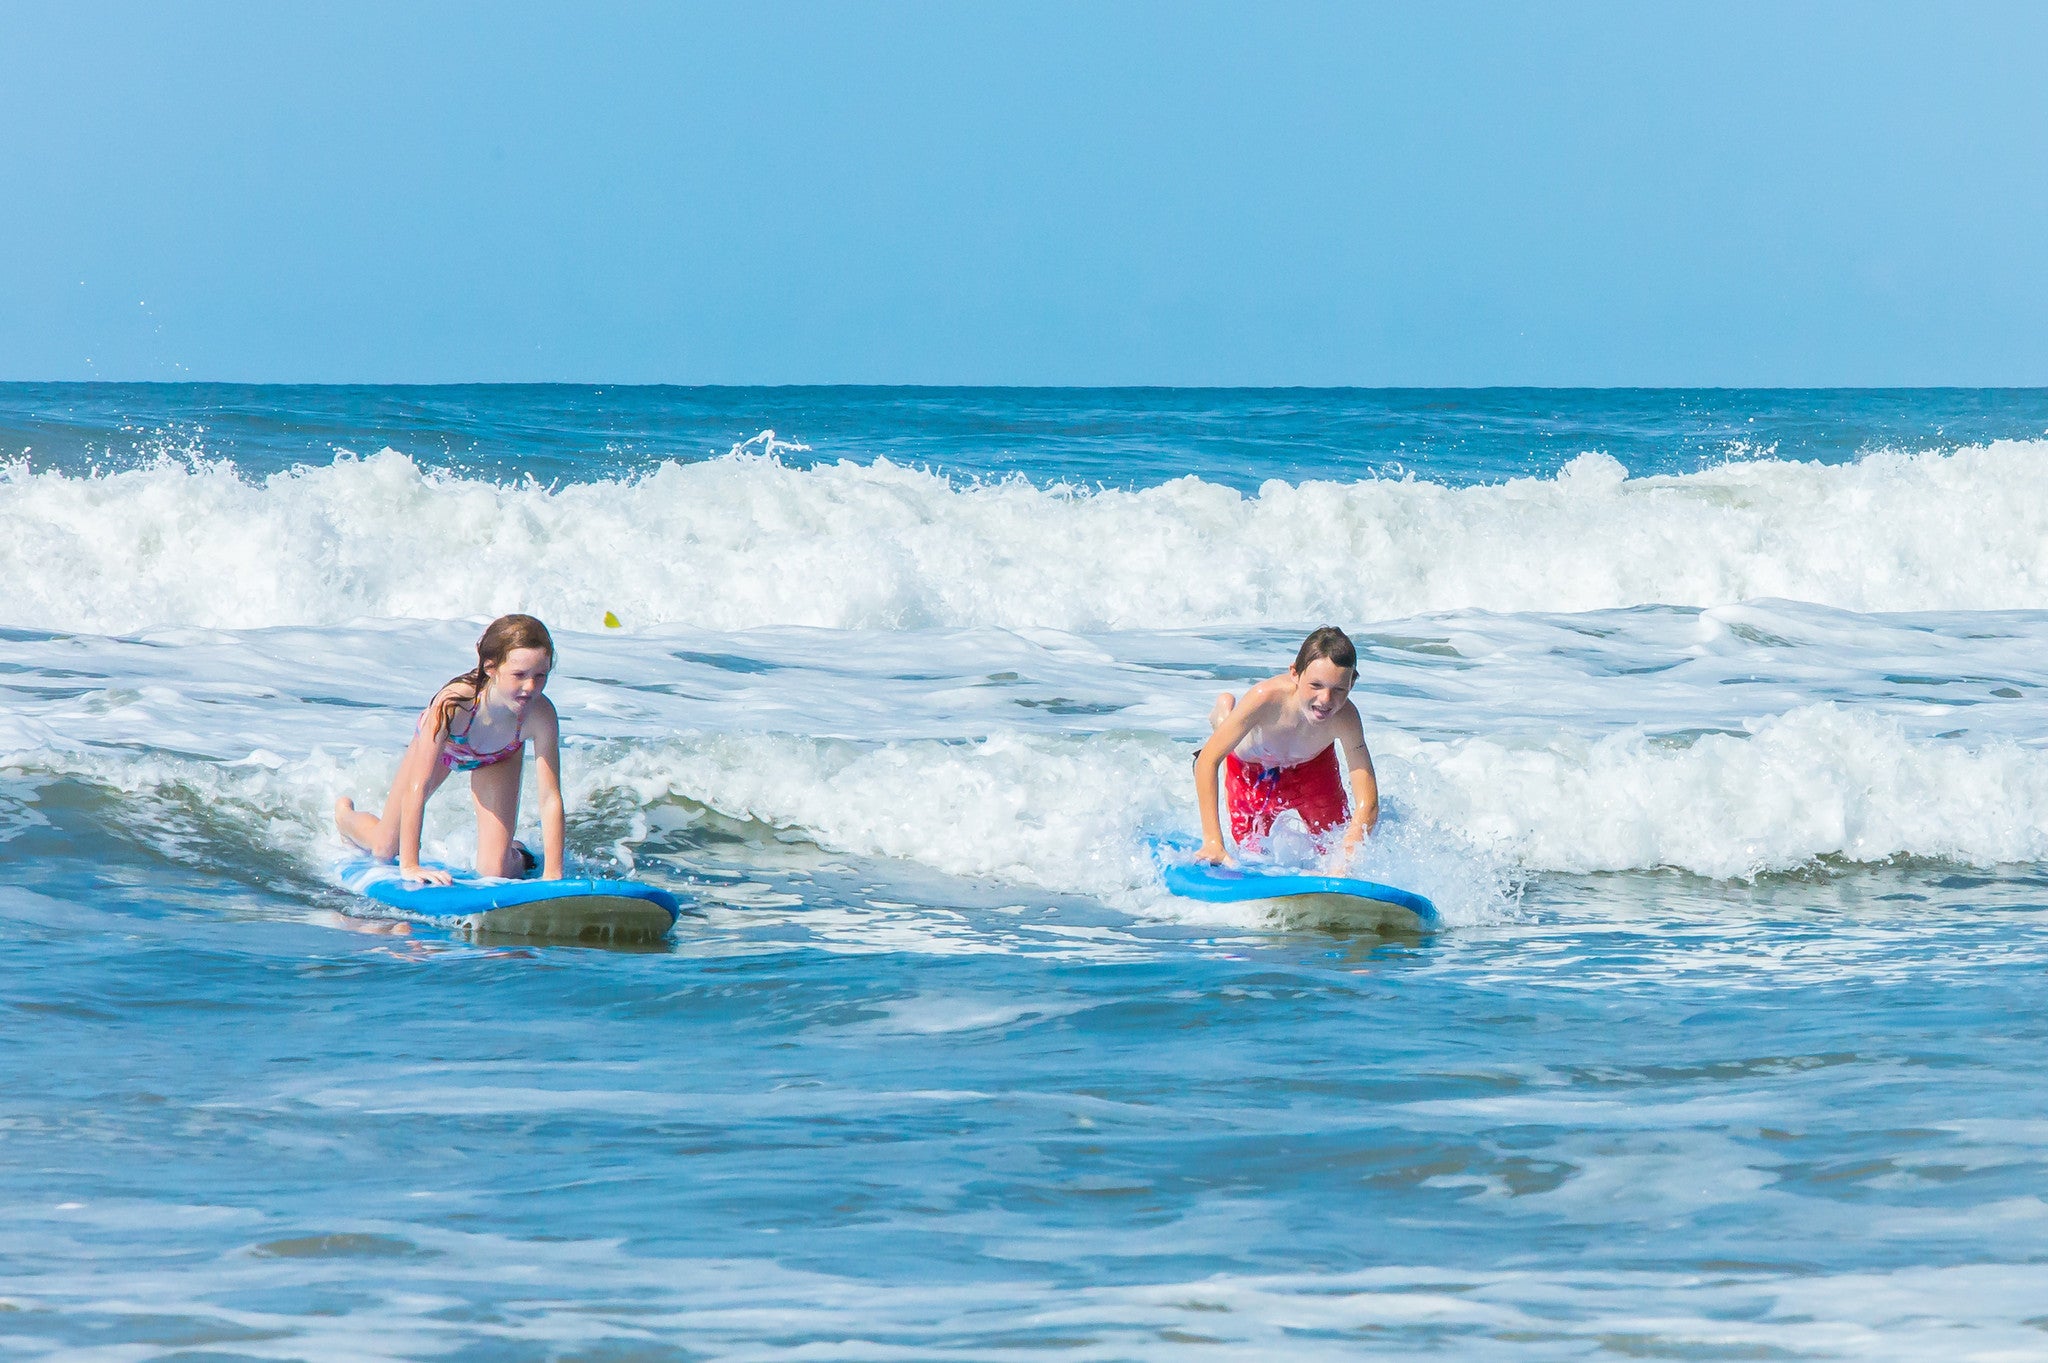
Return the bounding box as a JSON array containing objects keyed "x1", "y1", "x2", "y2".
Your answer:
[{"x1": 434, "y1": 614, "x2": 555, "y2": 734}]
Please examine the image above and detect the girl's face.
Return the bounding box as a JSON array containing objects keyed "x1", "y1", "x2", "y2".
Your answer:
[
  {"x1": 485, "y1": 647, "x2": 552, "y2": 711},
  {"x1": 1291, "y1": 658, "x2": 1355, "y2": 724}
]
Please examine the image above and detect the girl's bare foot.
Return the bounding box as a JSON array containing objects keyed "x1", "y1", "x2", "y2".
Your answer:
[{"x1": 334, "y1": 796, "x2": 379, "y2": 851}]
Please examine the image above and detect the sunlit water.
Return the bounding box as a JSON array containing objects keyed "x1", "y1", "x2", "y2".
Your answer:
[{"x1": 4, "y1": 386, "x2": 2047, "y2": 1359}]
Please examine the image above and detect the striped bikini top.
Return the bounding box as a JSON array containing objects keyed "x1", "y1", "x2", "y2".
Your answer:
[{"x1": 433, "y1": 703, "x2": 525, "y2": 773}]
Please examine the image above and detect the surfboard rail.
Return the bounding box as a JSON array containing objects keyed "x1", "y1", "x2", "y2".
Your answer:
[
  {"x1": 333, "y1": 858, "x2": 683, "y2": 942},
  {"x1": 1147, "y1": 835, "x2": 1439, "y2": 928}
]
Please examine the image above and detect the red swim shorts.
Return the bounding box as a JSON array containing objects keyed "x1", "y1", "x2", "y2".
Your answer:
[{"x1": 1224, "y1": 748, "x2": 1348, "y2": 846}]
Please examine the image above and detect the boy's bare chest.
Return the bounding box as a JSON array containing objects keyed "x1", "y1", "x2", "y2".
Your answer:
[{"x1": 1233, "y1": 713, "x2": 1337, "y2": 770}]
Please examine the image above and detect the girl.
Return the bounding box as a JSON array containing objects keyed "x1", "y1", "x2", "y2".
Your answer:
[{"x1": 335, "y1": 614, "x2": 565, "y2": 884}]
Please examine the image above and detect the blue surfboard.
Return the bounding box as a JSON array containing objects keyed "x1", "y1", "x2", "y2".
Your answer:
[
  {"x1": 1148, "y1": 836, "x2": 1438, "y2": 931},
  {"x1": 334, "y1": 858, "x2": 683, "y2": 943}
]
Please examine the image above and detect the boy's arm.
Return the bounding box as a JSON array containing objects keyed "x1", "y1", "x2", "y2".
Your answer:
[
  {"x1": 1335, "y1": 702, "x2": 1380, "y2": 851},
  {"x1": 531, "y1": 700, "x2": 566, "y2": 881},
  {"x1": 1192, "y1": 688, "x2": 1273, "y2": 863}
]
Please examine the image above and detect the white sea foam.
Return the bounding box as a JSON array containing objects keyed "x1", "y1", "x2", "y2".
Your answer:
[
  {"x1": 7, "y1": 693, "x2": 2048, "y2": 917},
  {"x1": 4, "y1": 439, "x2": 2047, "y2": 633},
  {"x1": 8, "y1": 595, "x2": 2048, "y2": 914},
  {"x1": 1391, "y1": 702, "x2": 2048, "y2": 877},
  {"x1": 569, "y1": 711, "x2": 2048, "y2": 896}
]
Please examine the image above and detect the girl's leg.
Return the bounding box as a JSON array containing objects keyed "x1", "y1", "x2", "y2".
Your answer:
[
  {"x1": 336, "y1": 754, "x2": 450, "y2": 860},
  {"x1": 333, "y1": 797, "x2": 386, "y2": 854},
  {"x1": 1208, "y1": 692, "x2": 1237, "y2": 729},
  {"x1": 469, "y1": 754, "x2": 527, "y2": 878}
]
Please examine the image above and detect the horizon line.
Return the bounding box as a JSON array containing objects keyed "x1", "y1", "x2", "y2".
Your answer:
[{"x1": 6, "y1": 379, "x2": 2047, "y2": 394}]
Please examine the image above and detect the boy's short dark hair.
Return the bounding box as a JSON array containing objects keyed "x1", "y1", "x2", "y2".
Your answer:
[{"x1": 1293, "y1": 625, "x2": 1357, "y2": 675}]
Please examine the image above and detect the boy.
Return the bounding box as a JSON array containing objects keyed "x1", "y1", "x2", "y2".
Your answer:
[{"x1": 1193, "y1": 625, "x2": 1379, "y2": 864}]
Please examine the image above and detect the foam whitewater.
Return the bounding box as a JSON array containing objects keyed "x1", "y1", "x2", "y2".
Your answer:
[
  {"x1": 5, "y1": 438, "x2": 2048, "y2": 633},
  {"x1": 6, "y1": 437, "x2": 2048, "y2": 908},
  {"x1": 8, "y1": 702, "x2": 2047, "y2": 923}
]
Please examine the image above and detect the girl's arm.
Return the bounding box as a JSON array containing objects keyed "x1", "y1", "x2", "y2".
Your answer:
[
  {"x1": 397, "y1": 708, "x2": 454, "y2": 884},
  {"x1": 531, "y1": 699, "x2": 566, "y2": 880}
]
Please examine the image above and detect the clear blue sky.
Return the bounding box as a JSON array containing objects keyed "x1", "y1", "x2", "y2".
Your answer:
[{"x1": 4, "y1": 1, "x2": 2044, "y2": 385}]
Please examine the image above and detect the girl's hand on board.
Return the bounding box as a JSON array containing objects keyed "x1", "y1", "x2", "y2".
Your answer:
[{"x1": 400, "y1": 863, "x2": 454, "y2": 887}]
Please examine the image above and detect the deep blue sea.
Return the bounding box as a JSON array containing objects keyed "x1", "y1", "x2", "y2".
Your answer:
[{"x1": 5, "y1": 385, "x2": 2048, "y2": 1359}]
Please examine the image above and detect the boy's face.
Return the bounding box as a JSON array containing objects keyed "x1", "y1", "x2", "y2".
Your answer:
[{"x1": 1291, "y1": 659, "x2": 1355, "y2": 724}]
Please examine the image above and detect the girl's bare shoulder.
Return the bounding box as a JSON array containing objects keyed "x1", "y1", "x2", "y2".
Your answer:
[
  {"x1": 420, "y1": 681, "x2": 478, "y2": 733},
  {"x1": 429, "y1": 679, "x2": 480, "y2": 709}
]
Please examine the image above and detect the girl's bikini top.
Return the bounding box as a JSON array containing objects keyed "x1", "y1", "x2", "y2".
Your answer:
[{"x1": 431, "y1": 702, "x2": 526, "y2": 773}]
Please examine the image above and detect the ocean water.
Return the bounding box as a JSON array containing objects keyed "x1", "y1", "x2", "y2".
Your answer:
[{"x1": 3, "y1": 384, "x2": 2048, "y2": 1360}]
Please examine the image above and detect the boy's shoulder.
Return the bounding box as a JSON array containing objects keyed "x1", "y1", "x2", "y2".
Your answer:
[{"x1": 1241, "y1": 672, "x2": 1295, "y2": 708}]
